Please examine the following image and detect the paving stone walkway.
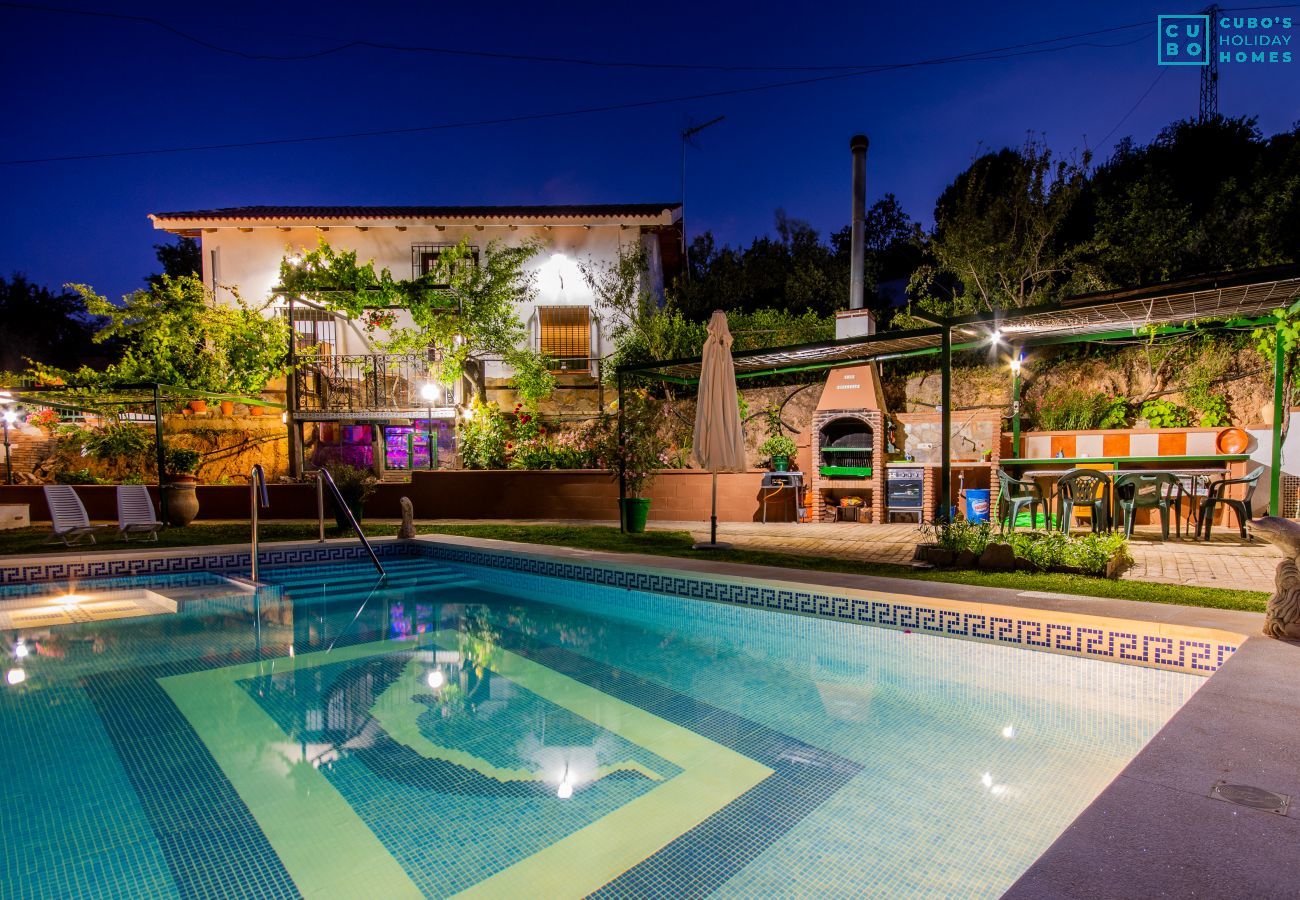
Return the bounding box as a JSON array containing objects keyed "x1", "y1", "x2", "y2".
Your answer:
[
  {"x1": 641, "y1": 520, "x2": 1280, "y2": 594},
  {"x1": 429, "y1": 517, "x2": 1280, "y2": 594}
]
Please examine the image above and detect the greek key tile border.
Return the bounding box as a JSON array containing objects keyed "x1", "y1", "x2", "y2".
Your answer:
[
  {"x1": 395, "y1": 542, "x2": 1240, "y2": 677},
  {"x1": 0, "y1": 539, "x2": 1241, "y2": 675},
  {"x1": 0, "y1": 542, "x2": 390, "y2": 586}
]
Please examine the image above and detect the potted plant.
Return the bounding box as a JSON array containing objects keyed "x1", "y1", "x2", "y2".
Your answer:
[
  {"x1": 759, "y1": 433, "x2": 798, "y2": 472},
  {"x1": 327, "y1": 463, "x2": 377, "y2": 529},
  {"x1": 599, "y1": 389, "x2": 667, "y2": 533},
  {"x1": 163, "y1": 446, "x2": 202, "y2": 526}
]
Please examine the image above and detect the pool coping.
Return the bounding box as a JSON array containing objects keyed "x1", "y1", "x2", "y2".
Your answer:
[{"x1": 4, "y1": 534, "x2": 1297, "y2": 897}]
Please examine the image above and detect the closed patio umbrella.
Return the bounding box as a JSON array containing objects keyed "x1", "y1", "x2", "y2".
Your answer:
[{"x1": 691, "y1": 310, "x2": 748, "y2": 549}]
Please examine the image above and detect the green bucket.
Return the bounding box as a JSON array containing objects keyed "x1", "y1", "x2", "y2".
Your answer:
[{"x1": 621, "y1": 498, "x2": 652, "y2": 533}]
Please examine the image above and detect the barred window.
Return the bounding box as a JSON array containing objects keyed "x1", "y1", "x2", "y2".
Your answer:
[
  {"x1": 411, "y1": 243, "x2": 478, "y2": 286},
  {"x1": 538, "y1": 306, "x2": 591, "y2": 370},
  {"x1": 281, "y1": 307, "x2": 337, "y2": 353}
]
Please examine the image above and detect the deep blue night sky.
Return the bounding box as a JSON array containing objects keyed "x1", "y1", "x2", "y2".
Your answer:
[{"x1": 1, "y1": 1, "x2": 1296, "y2": 301}]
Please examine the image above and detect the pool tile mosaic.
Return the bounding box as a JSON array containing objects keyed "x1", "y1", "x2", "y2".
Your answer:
[{"x1": 2, "y1": 553, "x2": 1206, "y2": 897}]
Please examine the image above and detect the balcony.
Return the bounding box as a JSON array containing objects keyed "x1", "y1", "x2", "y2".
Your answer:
[{"x1": 293, "y1": 353, "x2": 434, "y2": 416}]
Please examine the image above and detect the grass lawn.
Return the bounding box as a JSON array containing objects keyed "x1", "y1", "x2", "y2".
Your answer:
[{"x1": 0, "y1": 521, "x2": 1268, "y2": 614}]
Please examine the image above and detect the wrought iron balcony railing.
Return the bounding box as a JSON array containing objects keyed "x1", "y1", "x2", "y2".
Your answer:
[{"x1": 294, "y1": 353, "x2": 433, "y2": 413}]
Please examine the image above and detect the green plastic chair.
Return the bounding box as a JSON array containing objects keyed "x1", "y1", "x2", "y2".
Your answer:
[
  {"x1": 1113, "y1": 472, "x2": 1182, "y2": 540},
  {"x1": 1199, "y1": 469, "x2": 1263, "y2": 541},
  {"x1": 996, "y1": 469, "x2": 1046, "y2": 532},
  {"x1": 1054, "y1": 468, "x2": 1111, "y2": 535}
]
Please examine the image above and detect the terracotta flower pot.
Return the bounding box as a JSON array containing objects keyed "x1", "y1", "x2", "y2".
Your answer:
[
  {"x1": 189, "y1": 400, "x2": 207, "y2": 414},
  {"x1": 219, "y1": 401, "x2": 234, "y2": 416},
  {"x1": 249, "y1": 405, "x2": 265, "y2": 417},
  {"x1": 164, "y1": 477, "x2": 199, "y2": 526}
]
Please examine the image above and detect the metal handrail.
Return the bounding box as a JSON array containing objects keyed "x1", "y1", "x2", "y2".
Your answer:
[
  {"x1": 249, "y1": 464, "x2": 270, "y2": 581},
  {"x1": 317, "y1": 467, "x2": 386, "y2": 576}
]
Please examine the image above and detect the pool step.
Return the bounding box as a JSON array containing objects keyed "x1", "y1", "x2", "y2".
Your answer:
[
  {"x1": 265, "y1": 559, "x2": 463, "y2": 586},
  {"x1": 269, "y1": 564, "x2": 476, "y2": 597}
]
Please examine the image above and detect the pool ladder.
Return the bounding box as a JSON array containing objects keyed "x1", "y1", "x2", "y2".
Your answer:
[
  {"x1": 315, "y1": 467, "x2": 386, "y2": 577},
  {"x1": 247, "y1": 464, "x2": 386, "y2": 581}
]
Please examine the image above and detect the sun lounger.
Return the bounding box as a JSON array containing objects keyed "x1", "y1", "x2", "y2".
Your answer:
[
  {"x1": 43, "y1": 485, "x2": 99, "y2": 545},
  {"x1": 116, "y1": 484, "x2": 162, "y2": 542}
]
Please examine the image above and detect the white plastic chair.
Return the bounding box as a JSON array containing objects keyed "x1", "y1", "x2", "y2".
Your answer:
[
  {"x1": 43, "y1": 485, "x2": 99, "y2": 545},
  {"x1": 116, "y1": 485, "x2": 162, "y2": 542}
]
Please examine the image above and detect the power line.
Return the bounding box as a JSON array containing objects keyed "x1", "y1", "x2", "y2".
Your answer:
[
  {"x1": 1097, "y1": 68, "x2": 1170, "y2": 149},
  {"x1": 0, "y1": 30, "x2": 1156, "y2": 166},
  {"x1": 0, "y1": 1, "x2": 1154, "y2": 70}
]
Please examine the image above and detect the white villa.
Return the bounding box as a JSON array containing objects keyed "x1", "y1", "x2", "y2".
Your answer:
[{"x1": 149, "y1": 203, "x2": 683, "y2": 474}]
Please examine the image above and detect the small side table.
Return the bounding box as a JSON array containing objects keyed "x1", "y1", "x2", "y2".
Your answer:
[{"x1": 760, "y1": 471, "x2": 805, "y2": 523}]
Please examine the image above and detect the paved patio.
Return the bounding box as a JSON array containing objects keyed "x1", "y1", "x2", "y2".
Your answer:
[
  {"x1": 426, "y1": 518, "x2": 1280, "y2": 594},
  {"x1": 643, "y1": 520, "x2": 1281, "y2": 594}
]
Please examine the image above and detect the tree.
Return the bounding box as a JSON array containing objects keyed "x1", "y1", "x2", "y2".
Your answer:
[
  {"x1": 1079, "y1": 116, "x2": 1299, "y2": 289},
  {"x1": 830, "y1": 193, "x2": 925, "y2": 325},
  {"x1": 148, "y1": 237, "x2": 201, "y2": 287},
  {"x1": 281, "y1": 237, "x2": 554, "y2": 407},
  {"x1": 0, "y1": 274, "x2": 115, "y2": 372},
  {"x1": 910, "y1": 138, "x2": 1091, "y2": 315},
  {"x1": 45, "y1": 274, "x2": 289, "y2": 394},
  {"x1": 582, "y1": 242, "x2": 832, "y2": 380}
]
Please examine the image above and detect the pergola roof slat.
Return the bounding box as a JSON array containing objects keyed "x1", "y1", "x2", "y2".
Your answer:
[{"x1": 621, "y1": 265, "x2": 1300, "y2": 383}]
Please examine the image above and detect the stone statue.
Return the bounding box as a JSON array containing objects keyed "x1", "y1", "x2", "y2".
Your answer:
[
  {"x1": 398, "y1": 496, "x2": 416, "y2": 540},
  {"x1": 1247, "y1": 517, "x2": 1300, "y2": 640}
]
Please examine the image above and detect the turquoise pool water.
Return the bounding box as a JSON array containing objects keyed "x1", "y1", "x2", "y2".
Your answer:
[{"x1": 0, "y1": 556, "x2": 1203, "y2": 898}]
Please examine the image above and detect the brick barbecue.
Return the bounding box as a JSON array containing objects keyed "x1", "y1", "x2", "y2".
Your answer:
[{"x1": 811, "y1": 363, "x2": 887, "y2": 523}]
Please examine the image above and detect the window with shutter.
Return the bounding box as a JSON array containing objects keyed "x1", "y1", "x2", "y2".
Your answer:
[{"x1": 537, "y1": 306, "x2": 591, "y2": 371}]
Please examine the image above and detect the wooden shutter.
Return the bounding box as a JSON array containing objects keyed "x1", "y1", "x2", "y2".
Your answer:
[{"x1": 538, "y1": 306, "x2": 591, "y2": 370}]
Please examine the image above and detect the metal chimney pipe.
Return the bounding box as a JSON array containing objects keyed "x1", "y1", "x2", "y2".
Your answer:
[{"x1": 848, "y1": 134, "x2": 869, "y2": 310}]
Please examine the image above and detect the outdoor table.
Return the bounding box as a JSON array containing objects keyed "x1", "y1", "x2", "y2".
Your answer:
[{"x1": 1015, "y1": 464, "x2": 1234, "y2": 537}]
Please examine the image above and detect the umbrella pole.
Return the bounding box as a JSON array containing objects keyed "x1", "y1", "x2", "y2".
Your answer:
[
  {"x1": 711, "y1": 471, "x2": 718, "y2": 545},
  {"x1": 693, "y1": 469, "x2": 732, "y2": 550}
]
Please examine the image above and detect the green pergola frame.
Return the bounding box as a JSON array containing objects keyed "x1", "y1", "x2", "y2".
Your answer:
[
  {"x1": 617, "y1": 263, "x2": 1300, "y2": 524},
  {"x1": 0, "y1": 381, "x2": 283, "y2": 525}
]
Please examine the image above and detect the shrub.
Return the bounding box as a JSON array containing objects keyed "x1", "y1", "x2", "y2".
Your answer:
[
  {"x1": 758, "y1": 433, "x2": 798, "y2": 462},
  {"x1": 1004, "y1": 531, "x2": 1130, "y2": 576},
  {"x1": 597, "y1": 388, "x2": 668, "y2": 497},
  {"x1": 24, "y1": 408, "x2": 59, "y2": 430},
  {"x1": 924, "y1": 518, "x2": 994, "y2": 555},
  {"x1": 327, "y1": 463, "x2": 377, "y2": 506},
  {"x1": 1033, "y1": 386, "x2": 1130, "y2": 430},
  {"x1": 84, "y1": 422, "x2": 151, "y2": 460},
  {"x1": 926, "y1": 522, "x2": 1129, "y2": 577},
  {"x1": 164, "y1": 447, "x2": 201, "y2": 476},
  {"x1": 458, "y1": 400, "x2": 508, "y2": 469},
  {"x1": 1138, "y1": 398, "x2": 1190, "y2": 428},
  {"x1": 55, "y1": 468, "x2": 103, "y2": 485}
]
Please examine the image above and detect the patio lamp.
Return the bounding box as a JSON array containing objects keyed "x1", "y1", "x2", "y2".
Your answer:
[
  {"x1": 420, "y1": 383, "x2": 440, "y2": 469},
  {"x1": 2, "y1": 408, "x2": 16, "y2": 485}
]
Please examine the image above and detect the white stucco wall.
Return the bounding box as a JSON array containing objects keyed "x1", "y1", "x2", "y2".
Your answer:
[{"x1": 192, "y1": 223, "x2": 642, "y2": 377}]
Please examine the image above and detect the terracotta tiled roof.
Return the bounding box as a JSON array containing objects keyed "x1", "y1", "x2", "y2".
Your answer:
[{"x1": 149, "y1": 203, "x2": 681, "y2": 223}]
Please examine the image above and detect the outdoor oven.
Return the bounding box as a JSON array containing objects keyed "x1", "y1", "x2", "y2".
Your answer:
[
  {"x1": 886, "y1": 466, "x2": 924, "y2": 521},
  {"x1": 810, "y1": 362, "x2": 887, "y2": 523}
]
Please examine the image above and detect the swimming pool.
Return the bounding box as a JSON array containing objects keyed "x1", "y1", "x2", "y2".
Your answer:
[{"x1": 1, "y1": 550, "x2": 1205, "y2": 898}]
